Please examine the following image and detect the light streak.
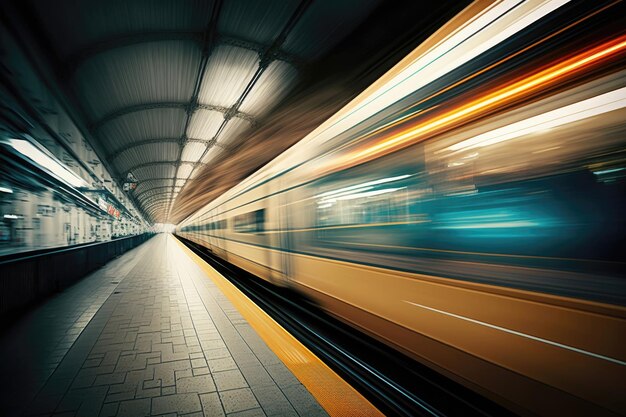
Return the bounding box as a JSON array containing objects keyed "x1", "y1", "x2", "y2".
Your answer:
[
  {"x1": 447, "y1": 86, "x2": 626, "y2": 151},
  {"x1": 404, "y1": 300, "x2": 626, "y2": 366},
  {"x1": 339, "y1": 36, "x2": 626, "y2": 165}
]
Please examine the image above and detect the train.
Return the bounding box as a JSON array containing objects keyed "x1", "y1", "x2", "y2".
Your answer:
[{"x1": 178, "y1": 1, "x2": 626, "y2": 415}]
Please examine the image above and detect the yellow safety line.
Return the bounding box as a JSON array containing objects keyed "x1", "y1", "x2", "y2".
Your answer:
[{"x1": 175, "y1": 238, "x2": 384, "y2": 417}]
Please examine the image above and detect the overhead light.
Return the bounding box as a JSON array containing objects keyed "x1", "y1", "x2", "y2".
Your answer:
[
  {"x1": 3, "y1": 214, "x2": 20, "y2": 219},
  {"x1": 8, "y1": 139, "x2": 88, "y2": 188},
  {"x1": 0, "y1": 187, "x2": 13, "y2": 194}
]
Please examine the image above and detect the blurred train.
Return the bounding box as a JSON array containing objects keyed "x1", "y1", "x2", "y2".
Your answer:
[{"x1": 178, "y1": 1, "x2": 626, "y2": 416}]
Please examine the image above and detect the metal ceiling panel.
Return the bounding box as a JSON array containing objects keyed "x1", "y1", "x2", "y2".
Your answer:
[
  {"x1": 217, "y1": 118, "x2": 251, "y2": 149},
  {"x1": 177, "y1": 164, "x2": 194, "y2": 179},
  {"x1": 197, "y1": 45, "x2": 259, "y2": 108},
  {"x1": 238, "y1": 60, "x2": 297, "y2": 116},
  {"x1": 283, "y1": 0, "x2": 380, "y2": 59},
  {"x1": 133, "y1": 163, "x2": 177, "y2": 181},
  {"x1": 133, "y1": 179, "x2": 174, "y2": 195},
  {"x1": 188, "y1": 109, "x2": 224, "y2": 141},
  {"x1": 218, "y1": 0, "x2": 300, "y2": 45},
  {"x1": 75, "y1": 41, "x2": 201, "y2": 121},
  {"x1": 136, "y1": 188, "x2": 172, "y2": 200},
  {"x1": 114, "y1": 142, "x2": 181, "y2": 174},
  {"x1": 201, "y1": 145, "x2": 223, "y2": 165},
  {"x1": 181, "y1": 141, "x2": 207, "y2": 162},
  {"x1": 33, "y1": 0, "x2": 213, "y2": 57},
  {"x1": 97, "y1": 108, "x2": 187, "y2": 151}
]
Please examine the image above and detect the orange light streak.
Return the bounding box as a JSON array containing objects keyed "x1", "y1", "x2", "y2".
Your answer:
[
  {"x1": 358, "y1": 1, "x2": 621, "y2": 142},
  {"x1": 338, "y1": 35, "x2": 626, "y2": 167}
]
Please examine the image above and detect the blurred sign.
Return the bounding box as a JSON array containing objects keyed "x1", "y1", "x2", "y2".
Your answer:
[
  {"x1": 107, "y1": 204, "x2": 120, "y2": 219},
  {"x1": 124, "y1": 172, "x2": 138, "y2": 192},
  {"x1": 97, "y1": 197, "x2": 108, "y2": 211},
  {"x1": 99, "y1": 197, "x2": 120, "y2": 219}
]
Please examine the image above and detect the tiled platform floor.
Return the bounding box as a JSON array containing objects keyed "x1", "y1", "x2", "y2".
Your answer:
[{"x1": 0, "y1": 234, "x2": 328, "y2": 417}]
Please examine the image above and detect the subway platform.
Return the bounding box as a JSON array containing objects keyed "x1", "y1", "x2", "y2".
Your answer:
[{"x1": 0, "y1": 234, "x2": 378, "y2": 417}]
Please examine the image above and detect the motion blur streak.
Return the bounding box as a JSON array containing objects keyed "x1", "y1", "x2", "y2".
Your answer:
[
  {"x1": 178, "y1": 1, "x2": 626, "y2": 416},
  {"x1": 244, "y1": 0, "x2": 571, "y2": 183},
  {"x1": 447, "y1": 86, "x2": 626, "y2": 151},
  {"x1": 344, "y1": 35, "x2": 626, "y2": 166},
  {"x1": 403, "y1": 300, "x2": 626, "y2": 366}
]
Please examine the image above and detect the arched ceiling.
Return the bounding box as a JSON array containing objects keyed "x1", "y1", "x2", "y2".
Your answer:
[{"x1": 5, "y1": 0, "x2": 469, "y2": 224}]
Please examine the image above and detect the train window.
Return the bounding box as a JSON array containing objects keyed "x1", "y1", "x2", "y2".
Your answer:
[
  {"x1": 233, "y1": 209, "x2": 265, "y2": 233},
  {"x1": 316, "y1": 176, "x2": 410, "y2": 227}
]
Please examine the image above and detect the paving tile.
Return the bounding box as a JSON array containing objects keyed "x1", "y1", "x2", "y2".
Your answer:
[
  {"x1": 213, "y1": 370, "x2": 248, "y2": 392},
  {"x1": 151, "y1": 393, "x2": 202, "y2": 415},
  {"x1": 281, "y1": 385, "x2": 329, "y2": 417},
  {"x1": 264, "y1": 364, "x2": 300, "y2": 389},
  {"x1": 117, "y1": 398, "x2": 151, "y2": 417},
  {"x1": 192, "y1": 367, "x2": 210, "y2": 376},
  {"x1": 252, "y1": 385, "x2": 297, "y2": 416},
  {"x1": 208, "y1": 357, "x2": 238, "y2": 373},
  {"x1": 227, "y1": 408, "x2": 267, "y2": 417},
  {"x1": 199, "y1": 392, "x2": 226, "y2": 417},
  {"x1": 239, "y1": 365, "x2": 275, "y2": 389},
  {"x1": 98, "y1": 401, "x2": 119, "y2": 417},
  {"x1": 0, "y1": 235, "x2": 326, "y2": 417},
  {"x1": 219, "y1": 388, "x2": 260, "y2": 414},
  {"x1": 176, "y1": 375, "x2": 216, "y2": 394}
]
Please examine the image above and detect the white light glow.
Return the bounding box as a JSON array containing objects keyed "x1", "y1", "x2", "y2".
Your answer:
[
  {"x1": 217, "y1": 118, "x2": 251, "y2": 148},
  {"x1": 593, "y1": 167, "x2": 625, "y2": 175},
  {"x1": 3, "y1": 214, "x2": 20, "y2": 219},
  {"x1": 181, "y1": 141, "x2": 207, "y2": 162},
  {"x1": 274, "y1": 0, "x2": 570, "y2": 166},
  {"x1": 198, "y1": 45, "x2": 259, "y2": 108},
  {"x1": 316, "y1": 174, "x2": 411, "y2": 199},
  {"x1": 447, "y1": 87, "x2": 626, "y2": 152},
  {"x1": 335, "y1": 187, "x2": 403, "y2": 201},
  {"x1": 239, "y1": 60, "x2": 297, "y2": 116},
  {"x1": 0, "y1": 187, "x2": 13, "y2": 194},
  {"x1": 9, "y1": 139, "x2": 88, "y2": 188},
  {"x1": 188, "y1": 110, "x2": 224, "y2": 140},
  {"x1": 177, "y1": 164, "x2": 194, "y2": 179},
  {"x1": 201, "y1": 146, "x2": 223, "y2": 164}
]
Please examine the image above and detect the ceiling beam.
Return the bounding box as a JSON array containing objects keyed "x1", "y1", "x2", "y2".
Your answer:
[
  {"x1": 136, "y1": 189, "x2": 180, "y2": 202},
  {"x1": 142, "y1": 199, "x2": 176, "y2": 211},
  {"x1": 167, "y1": 0, "x2": 223, "y2": 221},
  {"x1": 133, "y1": 185, "x2": 182, "y2": 199},
  {"x1": 187, "y1": 0, "x2": 313, "y2": 194},
  {"x1": 92, "y1": 103, "x2": 256, "y2": 134},
  {"x1": 123, "y1": 161, "x2": 178, "y2": 177},
  {"x1": 107, "y1": 138, "x2": 182, "y2": 162}
]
